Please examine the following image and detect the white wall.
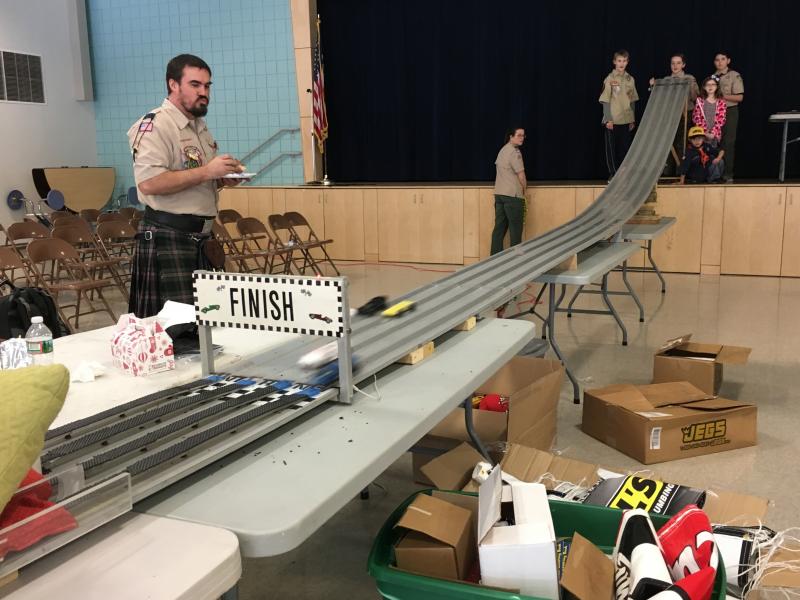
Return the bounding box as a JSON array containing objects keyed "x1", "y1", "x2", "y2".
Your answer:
[{"x1": 0, "y1": 0, "x2": 97, "y2": 226}]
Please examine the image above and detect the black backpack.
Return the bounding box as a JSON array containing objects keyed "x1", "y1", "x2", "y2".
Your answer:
[{"x1": 0, "y1": 286, "x2": 70, "y2": 340}]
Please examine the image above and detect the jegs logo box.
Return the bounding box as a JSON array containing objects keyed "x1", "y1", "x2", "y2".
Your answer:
[{"x1": 681, "y1": 419, "x2": 727, "y2": 444}]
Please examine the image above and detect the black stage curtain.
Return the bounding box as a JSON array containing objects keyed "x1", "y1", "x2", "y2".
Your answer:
[{"x1": 317, "y1": 0, "x2": 800, "y2": 182}]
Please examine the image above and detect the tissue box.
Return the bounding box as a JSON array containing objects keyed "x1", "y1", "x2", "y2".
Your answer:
[{"x1": 110, "y1": 314, "x2": 175, "y2": 376}]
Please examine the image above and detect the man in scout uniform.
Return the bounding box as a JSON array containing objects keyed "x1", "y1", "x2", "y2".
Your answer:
[
  {"x1": 490, "y1": 127, "x2": 527, "y2": 255},
  {"x1": 713, "y1": 52, "x2": 744, "y2": 181},
  {"x1": 600, "y1": 49, "x2": 639, "y2": 178},
  {"x1": 127, "y1": 54, "x2": 246, "y2": 318}
]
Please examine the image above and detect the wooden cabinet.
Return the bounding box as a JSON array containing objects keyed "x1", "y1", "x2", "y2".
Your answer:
[
  {"x1": 650, "y1": 187, "x2": 704, "y2": 273},
  {"x1": 378, "y1": 188, "x2": 464, "y2": 264},
  {"x1": 323, "y1": 189, "x2": 365, "y2": 261},
  {"x1": 285, "y1": 188, "x2": 325, "y2": 238},
  {"x1": 524, "y1": 188, "x2": 576, "y2": 240},
  {"x1": 781, "y1": 188, "x2": 800, "y2": 277},
  {"x1": 721, "y1": 187, "x2": 786, "y2": 276}
]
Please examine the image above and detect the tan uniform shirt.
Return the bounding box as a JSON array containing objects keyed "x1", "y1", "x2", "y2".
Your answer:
[
  {"x1": 599, "y1": 71, "x2": 639, "y2": 124},
  {"x1": 127, "y1": 98, "x2": 219, "y2": 217},
  {"x1": 494, "y1": 143, "x2": 525, "y2": 198},
  {"x1": 715, "y1": 69, "x2": 744, "y2": 107}
]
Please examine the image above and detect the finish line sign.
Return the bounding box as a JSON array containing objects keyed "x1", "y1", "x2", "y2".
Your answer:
[{"x1": 193, "y1": 271, "x2": 344, "y2": 337}]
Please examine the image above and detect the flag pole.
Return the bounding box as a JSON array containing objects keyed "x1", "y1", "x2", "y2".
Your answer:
[
  {"x1": 310, "y1": 130, "x2": 321, "y2": 184},
  {"x1": 322, "y1": 140, "x2": 331, "y2": 185},
  {"x1": 317, "y1": 14, "x2": 332, "y2": 186}
]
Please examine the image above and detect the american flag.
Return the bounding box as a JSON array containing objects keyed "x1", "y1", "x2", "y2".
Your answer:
[{"x1": 312, "y1": 17, "x2": 328, "y2": 153}]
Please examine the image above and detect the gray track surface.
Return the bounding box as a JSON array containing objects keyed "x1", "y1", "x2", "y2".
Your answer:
[{"x1": 249, "y1": 78, "x2": 689, "y2": 386}]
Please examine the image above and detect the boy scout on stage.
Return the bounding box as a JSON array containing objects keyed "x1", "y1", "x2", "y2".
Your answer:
[
  {"x1": 713, "y1": 52, "x2": 744, "y2": 182},
  {"x1": 599, "y1": 49, "x2": 639, "y2": 177},
  {"x1": 127, "y1": 54, "x2": 246, "y2": 318}
]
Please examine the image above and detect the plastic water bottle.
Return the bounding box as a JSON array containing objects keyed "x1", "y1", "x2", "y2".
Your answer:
[{"x1": 25, "y1": 316, "x2": 54, "y2": 365}]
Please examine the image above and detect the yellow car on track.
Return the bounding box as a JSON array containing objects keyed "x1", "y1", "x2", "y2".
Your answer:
[{"x1": 381, "y1": 300, "x2": 416, "y2": 317}]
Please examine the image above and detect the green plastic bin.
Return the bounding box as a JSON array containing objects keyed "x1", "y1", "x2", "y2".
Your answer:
[{"x1": 368, "y1": 489, "x2": 726, "y2": 600}]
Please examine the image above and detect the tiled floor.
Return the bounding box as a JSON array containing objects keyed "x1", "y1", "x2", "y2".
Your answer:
[{"x1": 69, "y1": 263, "x2": 800, "y2": 599}]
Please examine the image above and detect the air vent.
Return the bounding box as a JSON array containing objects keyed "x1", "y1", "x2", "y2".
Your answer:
[{"x1": 1, "y1": 51, "x2": 45, "y2": 104}]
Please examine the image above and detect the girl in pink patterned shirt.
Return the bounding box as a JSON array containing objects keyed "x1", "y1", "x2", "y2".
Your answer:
[{"x1": 692, "y1": 77, "x2": 727, "y2": 146}]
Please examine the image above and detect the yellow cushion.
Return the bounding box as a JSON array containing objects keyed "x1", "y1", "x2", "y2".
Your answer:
[{"x1": 0, "y1": 365, "x2": 69, "y2": 513}]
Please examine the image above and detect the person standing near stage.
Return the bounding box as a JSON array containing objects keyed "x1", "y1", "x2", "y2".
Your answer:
[
  {"x1": 490, "y1": 127, "x2": 527, "y2": 255},
  {"x1": 599, "y1": 49, "x2": 639, "y2": 177},
  {"x1": 649, "y1": 53, "x2": 700, "y2": 175},
  {"x1": 713, "y1": 52, "x2": 744, "y2": 181},
  {"x1": 127, "y1": 54, "x2": 247, "y2": 318}
]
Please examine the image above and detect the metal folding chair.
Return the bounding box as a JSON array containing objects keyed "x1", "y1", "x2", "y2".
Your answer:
[
  {"x1": 27, "y1": 238, "x2": 118, "y2": 330},
  {"x1": 52, "y1": 221, "x2": 129, "y2": 298},
  {"x1": 284, "y1": 211, "x2": 340, "y2": 276},
  {"x1": 268, "y1": 213, "x2": 323, "y2": 276},
  {"x1": 236, "y1": 217, "x2": 293, "y2": 274}
]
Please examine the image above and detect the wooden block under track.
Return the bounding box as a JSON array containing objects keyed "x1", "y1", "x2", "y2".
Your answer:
[
  {"x1": 0, "y1": 571, "x2": 18, "y2": 589},
  {"x1": 396, "y1": 341, "x2": 435, "y2": 365},
  {"x1": 451, "y1": 316, "x2": 477, "y2": 331}
]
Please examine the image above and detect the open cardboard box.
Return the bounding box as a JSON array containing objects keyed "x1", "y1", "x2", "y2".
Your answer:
[
  {"x1": 418, "y1": 441, "x2": 770, "y2": 527},
  {"x1": 653, "y1": 334, "x2": 751, "y2": 395},
  {"x1": 412, "y1": 356, "x2": 564, "y2": 484},
  {"x1": 477, "y1": 467, "x2": 559, "y2": 599},
  {"x1": 582, "y1": 380, "x2": 757, "y2": 464}
]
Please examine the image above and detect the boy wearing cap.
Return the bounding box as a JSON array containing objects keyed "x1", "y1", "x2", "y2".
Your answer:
[
  {"x1": 599, "y1": 49, "x2": 639, "y2": 177},
  {"x1": 679, "y1": 126, "x2": 725, "y2": 184}
]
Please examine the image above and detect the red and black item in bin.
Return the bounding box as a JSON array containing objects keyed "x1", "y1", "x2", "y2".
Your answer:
[{"x1": 613, "y1": 505, "x2": 718, "y2": 600}]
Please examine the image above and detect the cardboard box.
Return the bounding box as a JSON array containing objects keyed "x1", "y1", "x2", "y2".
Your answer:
[
  {"x1": 498, "y1": 443, "x2": 769, "y2": 526},
  {"x1": 582, "y1": 381, "x2": 757, "y2": 464},
  {"x1": 412, "y1": 357, "x2": 564, "y2": 483},
  {"x1": 421, "y1": 442, "x2": 486, "y2": 491},
  {"x1": 394, "y1": 493, "x2": 476, "y2": 581},
  {"x1": 477, "y1": 467, "x2": 559, "y2": 599},
  {"x1": 560, "y1": 532, "x2": 614, "y2": 600},
  {"x1": 653, "y1": 334, "x2": 751, "y2": 395}
]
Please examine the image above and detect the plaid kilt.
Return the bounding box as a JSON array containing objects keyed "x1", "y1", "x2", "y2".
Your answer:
[{"x1": 128, "y1": 223, "x2": 212, "y2": 318}]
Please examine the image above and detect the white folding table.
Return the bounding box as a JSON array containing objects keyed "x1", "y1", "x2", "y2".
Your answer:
[
  {"x1": 769, "y1": 111, "x2": 800, "y2": 182},
  {"x1": 0, "y1": 513, "x2": 241, "y2": 600},
  {"x1": 620, "y1": 216, "x2": 677, "y2": 293}
]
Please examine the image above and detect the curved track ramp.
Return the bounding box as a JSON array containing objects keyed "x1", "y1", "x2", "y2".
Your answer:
[{"x1": 253, "y1": 78, "x2": 690, "y2": 384}]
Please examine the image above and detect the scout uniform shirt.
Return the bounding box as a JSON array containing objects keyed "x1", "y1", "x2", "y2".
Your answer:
[
  {"x1": 715, "y1": 69, "x2": 744, "y2": 107},
  {"x1": 494, "y1": 143, "x2": 525, "y2": 198},
  {"x1": 127, "y1": 98, "x2": 219, "y2": 217},
  {"x1": 599, "y1": 71, "x2": 639, "y2": 125}
]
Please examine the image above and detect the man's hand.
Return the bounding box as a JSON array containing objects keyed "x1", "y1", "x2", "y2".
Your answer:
[
  {"x1": 628, "y1": 122, "x2": 635, "y2": 131},
  {"x1": 605, "y1": 121, "x2": 614, "y2": 130},
  {"x1": 712, "y1": 157, "x2": 722, "y2": 164},
  {"x1": 205, "y1": 154, "x2": 242, "y2": 180}
]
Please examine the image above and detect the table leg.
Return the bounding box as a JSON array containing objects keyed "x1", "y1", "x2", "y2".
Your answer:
[
  {"x1": 645, "y1": 240, "x2": 667, "y2": 293},
  {"x1": 780, "y1": 121, "x2": 788, "y2": 183},
  {"x1": 547, "y1": 284, "x2": 581, "y2": 403},
  {"x1": 621, "y1": 260, "x2": 645, "y2": 322},
  {"x1": 221, "y1": 584, "x2": 239, "y2": 600},
  {"x1": 600, "y1": 273, "x2": 628, "y2": 346},
  {"x1": 566, "y1": 285, "x2": 584, "y2": 318}
]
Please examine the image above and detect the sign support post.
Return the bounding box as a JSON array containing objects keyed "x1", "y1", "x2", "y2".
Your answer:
[{"x1": 336, "y1": 277, "x2": 352, "y2": 403}]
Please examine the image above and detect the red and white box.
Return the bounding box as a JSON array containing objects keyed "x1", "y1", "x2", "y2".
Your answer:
[{"x1": 110, "y1": 314, "x2": 175, "y2": 376}]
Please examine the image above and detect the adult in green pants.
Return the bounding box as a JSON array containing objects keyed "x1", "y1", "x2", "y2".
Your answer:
[{"x1": 490, "y1": 127, "x2": 527, "y2": 255}]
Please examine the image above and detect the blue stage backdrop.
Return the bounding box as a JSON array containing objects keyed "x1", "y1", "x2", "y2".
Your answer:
[{"x1": 318, "y1": 0, "x2": 800, "y2": 182}]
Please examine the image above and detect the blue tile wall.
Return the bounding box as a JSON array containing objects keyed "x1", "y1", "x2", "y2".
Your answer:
[{"x1": 87, "y1": 0, "x2": 303, "y2": 202}]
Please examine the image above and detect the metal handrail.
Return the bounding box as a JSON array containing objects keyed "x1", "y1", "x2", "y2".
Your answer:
[
  {"x1": 240, "y1": 128, "x2": 300, "y2": 165},
  {"x1": 251, "y1": 151, "x2": 303, "y2": 180}
]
